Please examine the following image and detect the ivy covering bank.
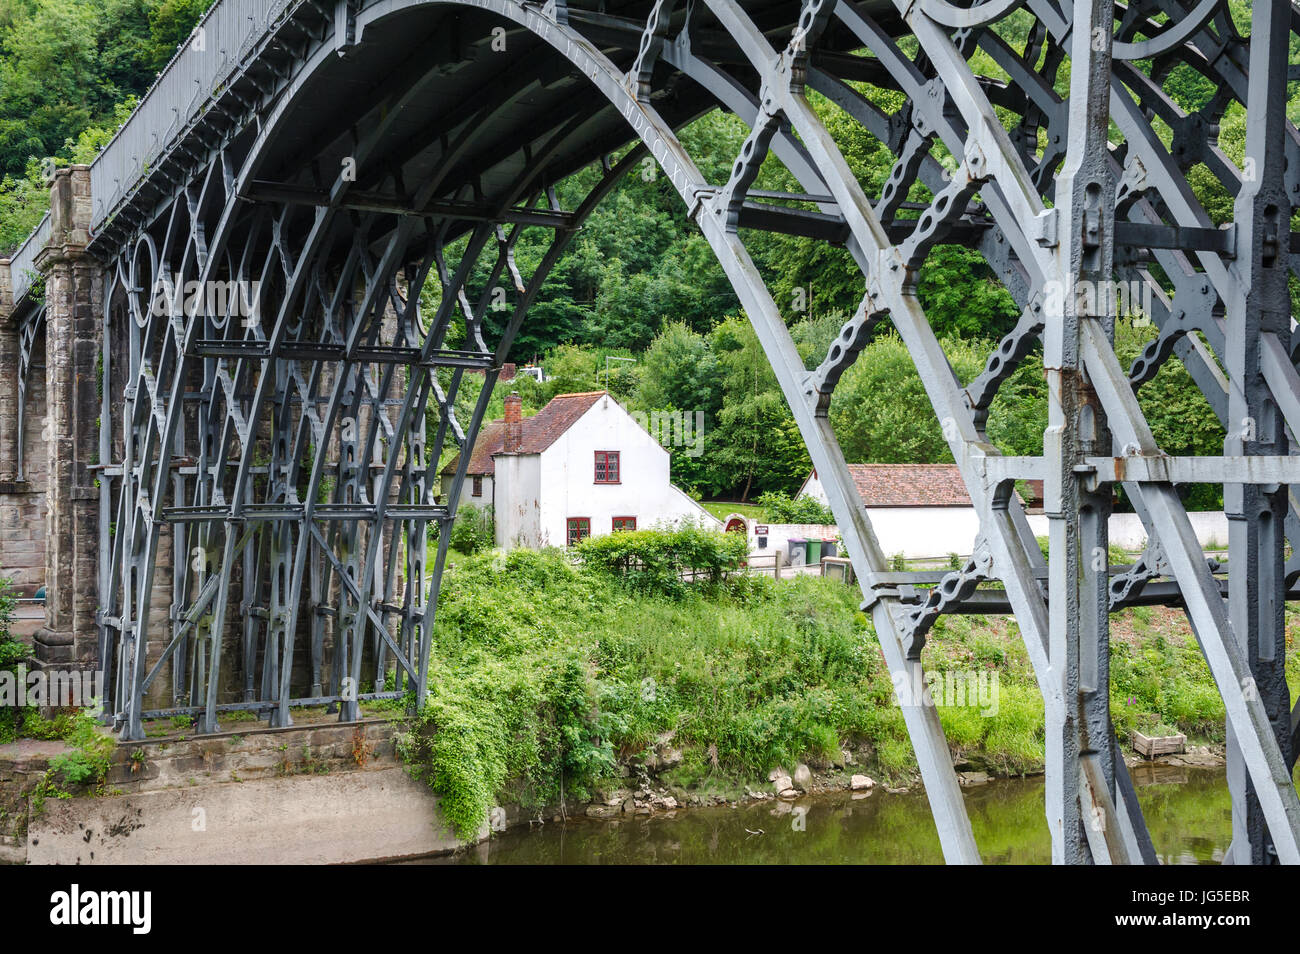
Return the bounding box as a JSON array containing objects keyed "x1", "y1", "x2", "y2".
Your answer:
[{"x1": 395, "y1": 544, "x2": 1249, "y2": 839}]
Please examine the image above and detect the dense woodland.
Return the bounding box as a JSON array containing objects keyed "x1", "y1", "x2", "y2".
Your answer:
[{"x1": 0, "y1": 0, "x2": 1294, "y2": 503}]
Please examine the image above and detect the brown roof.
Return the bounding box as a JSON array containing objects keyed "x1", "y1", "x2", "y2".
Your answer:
[
  {"x1": 446, "y1": 420, "x2": 506, "y2": 476},
  {"x1": 441, "y1": 391, "x2": 606, "y2": 476},
  {"x1": 841, "y1": 463, "x2": 972, "y2": 507}
]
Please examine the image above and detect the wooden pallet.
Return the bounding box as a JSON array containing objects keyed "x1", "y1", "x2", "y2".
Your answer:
[{"x1": 1131, "y1": 729, "x2": 1187, "y2": 759}]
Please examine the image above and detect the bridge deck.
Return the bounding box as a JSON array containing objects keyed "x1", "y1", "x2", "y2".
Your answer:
[{"x1": 8, "y1": 0, "x2": 897, "y2": 306}]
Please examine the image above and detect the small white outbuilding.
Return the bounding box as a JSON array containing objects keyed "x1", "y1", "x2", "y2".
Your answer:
[
  {"x1": 799, "y1": 464, "x2": 1225, "y2": 557},
  {"x1": 798, "y1": 463, "x2": 981, "y2": 560}
]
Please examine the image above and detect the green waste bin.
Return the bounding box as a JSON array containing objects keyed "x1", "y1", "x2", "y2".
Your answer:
[{"x1": 806, "y1": 539, "x2": 823, "y2": 564}]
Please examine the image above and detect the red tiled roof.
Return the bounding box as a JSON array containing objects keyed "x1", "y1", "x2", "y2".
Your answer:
[
  {"x1": 842, "y1": 463, "x2": 972, "y2": 507},
  {"x1": 445, "y1": 420, "x2": 506, "y2": 476},
  {"x1": 441, "y1": 391, "x2": 606, "y2": 476}
]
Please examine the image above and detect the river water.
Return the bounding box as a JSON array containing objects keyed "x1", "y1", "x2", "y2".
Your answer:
[{"x1": 417, "y1": 763, "x2": 1230, "y2": 864}]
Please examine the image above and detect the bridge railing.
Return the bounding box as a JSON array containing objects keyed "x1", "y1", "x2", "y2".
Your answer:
[
  {"x1": 10, "y1": 0, "x2": 306, "y2": 292},
  {"x1": 10, "y1": 212, "x2": 49, "y2": 303},
  {"x1": 86, "y1": 0, "x2": 297, "y2": 234}
]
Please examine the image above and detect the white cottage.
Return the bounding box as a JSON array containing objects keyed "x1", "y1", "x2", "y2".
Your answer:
[{"x1": 441, "y1": 390, "x2": 718, "y2": 549}]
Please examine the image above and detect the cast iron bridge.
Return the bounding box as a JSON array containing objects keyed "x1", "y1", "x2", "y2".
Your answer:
[{"x1": 1, "y1": 0, "x2": 1298, "y2": 865}]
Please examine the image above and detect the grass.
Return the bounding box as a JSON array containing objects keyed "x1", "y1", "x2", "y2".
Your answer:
[
  {"x1": 700, "y1": 500, "x2": 764, "y2": 522},
  {"x1": 396, "y1": 546, "x2": 1249, "y2": 839}
]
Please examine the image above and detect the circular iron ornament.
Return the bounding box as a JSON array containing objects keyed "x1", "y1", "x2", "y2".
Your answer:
[
  {"x1": 917, "y1": 0, "x2": 1022, "y2": 29},
  {"x1": 209, "y1": 247, "x2": 239, "y2": 331},
  {"x1": 1112, "y1": 0, "x2": 1221, "y2": 60},
  {"x1": 128, "y1": 233, "x2": 160, "y2": 329}
]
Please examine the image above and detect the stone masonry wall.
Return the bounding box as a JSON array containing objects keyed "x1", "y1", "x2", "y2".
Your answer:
[
  {"x1": 0, "y1": 718, "x2": 404, "y2": 863},
  {"x1": 0, "y1": 263, "x2": 49, "y2": 597},
  {"x1": 33, "y1": 166, "x2": 102, "y2": 669}
]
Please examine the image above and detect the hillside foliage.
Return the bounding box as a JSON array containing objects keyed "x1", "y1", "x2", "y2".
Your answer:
[{"x1": 1, "y1": 0, "x2": 1287, "y2": 504}]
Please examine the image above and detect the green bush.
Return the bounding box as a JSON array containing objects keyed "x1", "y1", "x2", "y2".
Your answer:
[
  {"x1": 48, "y1": 708, "x2": 114, "y2": 789},
  {"x1": 574, "y1": 523, "x2": 746, "y2": 597},
  {"x1": 0, "y1": 577, "x2": 25, "y2": 743},
  {"x1": 397, "y1": 683, "x2": 510, "y2": 839},
  {"x1": 0, "y1": 578, "x2": 19, "y2": 659},
  {"x1": 396, "y1": 648, "x2": 620, "y2": 839},
  {"x1": 755, "y1": 490, "x2": 835, "y2": 525},
  {"x1": 449, "y1": 505, "x2": 495, "y2": 555}
]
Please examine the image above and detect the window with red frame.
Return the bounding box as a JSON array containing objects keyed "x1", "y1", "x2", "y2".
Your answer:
[
  {"x1": 594, "y1": 450, "x2": 620, "y2": 483},
  {"x1": 612, "y1": 516, "x2": 636, "y2": 532},
  {"x1": 566, "y1": 517, "x2": 591, "y2": 546},
  {"x1": 471, "y1": 475, "x2": 483, "y2": 497}
]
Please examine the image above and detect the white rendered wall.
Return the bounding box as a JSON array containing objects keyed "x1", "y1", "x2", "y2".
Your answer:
[
  {"x1": 440, "y1": 473, "x2": 493, "y2": 515},
  {"x1": 536, "y1": 395, "x2": 719, "y2": 546},
  {"x1": 736, "y1": 511, "x2": 979, "y2": 562},
  {"x1": 742, "y1": 505, "x2": 1230, "y2": 561},
  {"x1": 740, "y1": 521, "x2": 840, "y2": 562},
  {"x1": 493, "y1": 454, "x2": 542, "y2": 549},
  {"x1": 1022, "y1": 510, "x2": 1228, "y2": 551}
]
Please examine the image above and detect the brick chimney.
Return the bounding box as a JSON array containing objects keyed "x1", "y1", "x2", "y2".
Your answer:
[
  {"x1": 500, "y1": 362, "x2": 517, "y2": 382},
  {"x1": 504, "y1": 392, "x2": 522, "y2": 453}
]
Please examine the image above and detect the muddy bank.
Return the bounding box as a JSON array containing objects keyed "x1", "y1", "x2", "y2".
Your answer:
[
  {"x1": 501, "y1": 733, "x2": 1227, "y2": 826},
  {"x1": 417, "y1": 763, "x2": 1234, "y2": 865}
]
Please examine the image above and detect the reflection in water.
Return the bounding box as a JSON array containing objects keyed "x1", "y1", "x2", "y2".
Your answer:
[{"x1": 414, "y1": 764, "x2": 1230, "y2": 865}]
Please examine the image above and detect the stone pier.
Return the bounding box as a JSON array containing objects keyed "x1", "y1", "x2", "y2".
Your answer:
[{"x1": 30, "y1": 166, "x2": 103, "y2": 668}]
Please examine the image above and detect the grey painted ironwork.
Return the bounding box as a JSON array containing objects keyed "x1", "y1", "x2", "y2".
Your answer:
[
  {"x1": 10, "y1": 214, "x2": 49, "y2": 304},
  {"x1": 7, "y1": 0, "x2": 1300, "y2": 864},
  {"x1": 14, "y1": 305, "x2": 44, "y2": 482}
]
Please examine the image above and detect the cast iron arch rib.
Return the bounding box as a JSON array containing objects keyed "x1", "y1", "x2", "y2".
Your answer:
[{"x1": 11, "y1": 0, "x2": 1287, "y2": 865}]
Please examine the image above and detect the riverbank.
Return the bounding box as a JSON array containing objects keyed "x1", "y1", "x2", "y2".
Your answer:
[
  {"x1": 418, "y1": 763, "x2": 1236, "y2": 865},
  {"x1": 0, "y1": 544, "x2": 1271, "y2": 858},
  {"x1": 0, "y1": 709, "x2": 1229, "y2": 864},
  {"x1": 395, "y1": 547, "x2": 1264, "y2": 840},
  {"x1": 522, "y1": 734, "x2": 1228, "y2": 826}
]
